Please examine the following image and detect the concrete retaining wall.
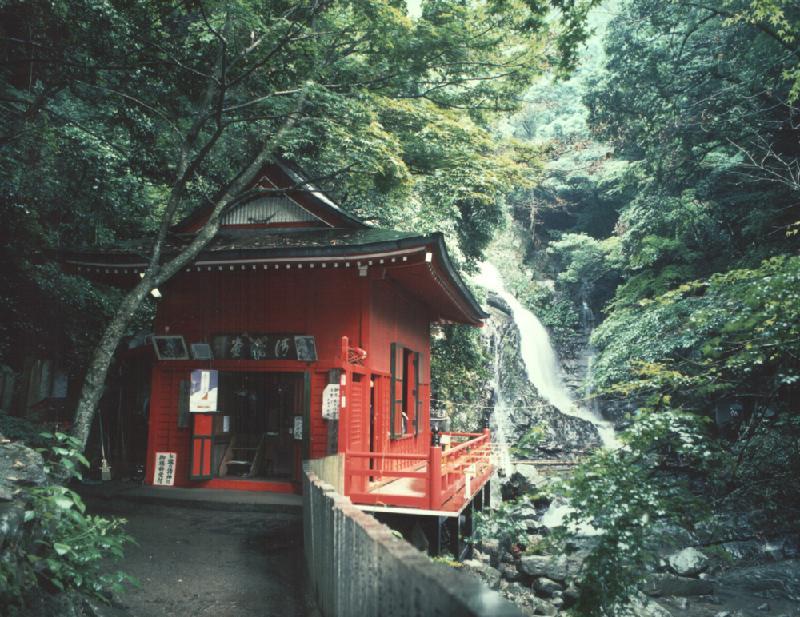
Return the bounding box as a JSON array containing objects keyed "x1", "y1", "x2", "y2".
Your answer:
[
  {"x1": 308, "y1": 454, "x2": 345, "y2": 494},
  {"x1": 303, "y1": 463, "x2": 525, "y2": 617}
]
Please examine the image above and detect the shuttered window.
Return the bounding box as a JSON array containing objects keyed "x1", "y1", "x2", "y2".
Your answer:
[{"x1": 389, "y1": 343, "x2": 420, "y2": 439}]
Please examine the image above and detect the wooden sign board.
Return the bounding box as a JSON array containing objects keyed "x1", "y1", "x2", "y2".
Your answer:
[
  {"x1": 154, "y1": 452, "x2": 177, "y2": 486},
  {"x1": 322, "y1": 384, "x2": 340, "y2": 420},
  {"x1": 153, "y1": 336, "x2": 189, "y2": 360},
  {"x1": 190, "y1": 369, "x2": 219, "y2": 413},
  {"x1": 211, "y1": 334, "x2": 317, "y2": 361}
]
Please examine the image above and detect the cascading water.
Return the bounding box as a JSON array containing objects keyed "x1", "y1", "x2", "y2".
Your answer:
[{"x1": 475, "y1": 262, "x2": 618, "y2": 449}]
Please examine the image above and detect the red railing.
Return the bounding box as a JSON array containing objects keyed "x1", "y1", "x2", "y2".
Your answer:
[{"x1": 344, "y1": 430, "x2": 493, "y2": 512}]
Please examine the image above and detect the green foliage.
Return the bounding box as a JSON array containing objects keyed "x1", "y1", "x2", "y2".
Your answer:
[
  {"x1": 591, "y1": 255, "x2": 800, "y2": 401},
  {"x1": 560, "y1": 410, "x2": 715, "y2": 615},
  {"x1": 0, "y1": 0, "x2": 602, "y2": 399},
  {"x1": 431, "y1": 324, "x2": 492, "y2": 431},
  {"x1": 0, "y1": 433, "x2": 135, "y2": 612},
  {"x1": 473, "y1": 498, "x2": 531, "y2": 550},
  {"x1": 511, "y1": 425, "x2": 548, "y2": 457},
  {"x1": 548, "y1": 234, "x2": 621, "y2": 286},
  {"x1": 500, "y1": 1, "x2": 800, "y2": 614},
  {"x1": 722, "y1": 0, "x2": 800, "y2": 100}
]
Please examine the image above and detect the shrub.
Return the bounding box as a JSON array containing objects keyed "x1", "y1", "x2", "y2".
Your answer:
[
  {"x1": 0, "y1": 432, "x2": 136, "y2": 614},
  {"x1": 557, "y1": 410, "x2": 716, "y2": 616}
]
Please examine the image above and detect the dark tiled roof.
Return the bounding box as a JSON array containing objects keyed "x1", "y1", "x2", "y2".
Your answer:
[
  {"x1": 61, "y1": 228, "x2": 488, "y2": 323},
  {"x1": 66, "y1": 228, "x2": 422, "y2": 260}
]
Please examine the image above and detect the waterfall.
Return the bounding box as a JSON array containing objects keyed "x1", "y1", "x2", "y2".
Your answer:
[{"x1": 475, "y1": 262, "x2": 618, "y2": 449}]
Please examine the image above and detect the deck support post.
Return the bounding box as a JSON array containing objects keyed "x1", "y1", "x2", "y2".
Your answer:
[
  {"x1": 422, "y1": 515, "x2": 445, "y2": 557},
  {"x1": 446, "y1": 515, "x2": 459, "y2": 558},
  {"x1": 463, "y1": 499, "x2": 474, "y2": 560}
]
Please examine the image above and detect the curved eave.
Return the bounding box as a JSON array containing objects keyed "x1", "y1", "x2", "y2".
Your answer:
[
  {"x1": 61, "y1": 232, "x2": 487, "y2": 327},
  {"x1": 430, "y1": 234, "x2": 488, "y2": 325}
]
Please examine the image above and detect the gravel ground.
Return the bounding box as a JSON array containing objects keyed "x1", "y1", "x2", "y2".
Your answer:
[{"x1": 86, "y1": 499, "x2": 317, "y2": 617}]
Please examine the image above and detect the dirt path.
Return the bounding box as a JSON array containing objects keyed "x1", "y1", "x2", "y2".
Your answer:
[{"x1": 87, "y1": 499, "x2": 316, "y2": 617}]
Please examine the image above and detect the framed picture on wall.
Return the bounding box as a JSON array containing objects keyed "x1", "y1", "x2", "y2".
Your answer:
[
  {"x1": 190, "y1": 343, "x2": 213, "y2": 360},
  {"x1": 294, "y1": 335, "x2": 317, "y2": 361},
  {"x1": 152, "y1": 336, "x2": 189, "y2": 360}
]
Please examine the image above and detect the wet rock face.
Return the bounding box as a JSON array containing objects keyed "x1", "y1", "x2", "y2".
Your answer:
[
  {"x1": 667, "y1": 547, "x2": 709, "y2": 577},
  {"x1": 0, "y1": 437, "x2": 47, "y2": 553},
  {"x1": 643, "y1": 573, "x2": 715, "y2": 597},
  {"x1": 0, "y1": 437, "x2": 99, "y2": 617},
  {"x1": 484, "y1": 304, "x2": 601, "y2": 458},
  {"x1": 0, "y1": 439, "x2": 47, "y2": 489}
]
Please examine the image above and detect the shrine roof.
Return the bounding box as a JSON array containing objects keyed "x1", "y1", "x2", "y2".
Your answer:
[
  {"x1": 69, "y1": 227, "x2": 417, "y2": 258},
  {"x1": 62, "y1": 228, "x2": 488, "y2": 325}
]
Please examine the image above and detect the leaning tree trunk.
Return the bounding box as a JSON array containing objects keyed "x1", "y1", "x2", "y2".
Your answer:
[
  {"x1": 67, "y1": 39, "x2": 312, "y2": 452},
  {"x1": 70, "y1": 280, "x2": 154, "y2": 451},
  {"x1": 69, "y1": 124, "x2": 302, "y2": 452}
]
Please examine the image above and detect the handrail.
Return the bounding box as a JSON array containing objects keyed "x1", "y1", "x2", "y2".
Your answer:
[
  {"x1": 343, "y1": 428, "x2": 493, "y2": 512},
  {"x1": 347, "y1": 451, "x2": 427, "y2": 461},
  {"x1": 442, "y1": 433, "x2": 489, "y2": 459}
]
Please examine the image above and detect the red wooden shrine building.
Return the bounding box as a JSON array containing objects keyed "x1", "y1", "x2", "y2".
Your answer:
[{"x1": 64, "y1": 161, "x2": 493, "y2": 523}]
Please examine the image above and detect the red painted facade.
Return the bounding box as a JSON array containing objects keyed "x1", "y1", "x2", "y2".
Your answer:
[
  {"x1": 66, "y1": 162, "x2": 491, "y2": 510},
  {"x1": 144, "y1": 261, "x2": 435, "y2": 492}
]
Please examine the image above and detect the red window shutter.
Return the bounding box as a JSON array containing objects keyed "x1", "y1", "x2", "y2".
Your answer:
[{"x1": 190, "y1": 414, "x2": 213, "y2": 480}]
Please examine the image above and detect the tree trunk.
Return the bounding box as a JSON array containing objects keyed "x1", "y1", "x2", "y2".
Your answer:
[
  {"x1": 68, "y1": 60, "x2": 310, "y2": 452},
  {"x1": 69, "y1": 138, "x2": 295, "y2": 452},
  {"x1": 70, "y1": 280, "x2": 153, "y2": 451}
]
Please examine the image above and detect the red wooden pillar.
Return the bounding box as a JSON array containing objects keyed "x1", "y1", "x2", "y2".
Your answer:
[
  {"x1": 429, "y1": 445, "x2": 442, "y2": 510},
  {"x1": 338, "y1": 336, "x2": 352, "y2": 454},
  {"x1": 190, "y1": 414, "x2": 213, "y2": 480}
]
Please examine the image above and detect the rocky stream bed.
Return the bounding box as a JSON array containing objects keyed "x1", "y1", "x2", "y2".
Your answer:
[
  {"x1": 461, "y1": 476, "x2": 800, "y2": 617},
  {"x1": 460, "y1": 271, "x2": 800, "y2": 617}
]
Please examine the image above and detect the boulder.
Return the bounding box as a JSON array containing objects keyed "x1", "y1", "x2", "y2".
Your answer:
[
  {"x1": 715, "y1": 559, "x2": 800, "y2": 598},
  {"x1": 500, "y1": 564, "x2": 522, "y2": 582},
  {"x1": 643, "y1": 573, "x2": 714, "y2": 597},
  {"x1": 529, "y1": 596, "x2": 558, "y2": 616},
  {"x1": 562, "y1": 583, "x2": 580, "y2": 608},
  {"x1": 695, "y1": 513, "x2": 755, "y2": 544},
  {"x1": 525, "y1": 535, "x2": 545, "y2": 552},
  {"x1": 718, "y1": 540, "x2": 762, "y2": 562},
  {"x1": 515, "y1": 503, "x2": 538, "y2": 521},
  {"x1": 480, "y1": 538, "x2": 501, "y2": 566},
  {"x1": 463, "y1": 559, "x2": 502, "y2": 589},
  {"x1": 0, "y1": 439, "x2": 47, "y2": 553},
  {"x1": 619, "y1": 594, "x2": 673, "y2": 617},
  {"x1": 519, "y1": 555, "x2": 570, "y2": 581},
  {"x1": 511, "y1": 463, "x2": 542, "y2": 488},
  {"x1": 649, "y1": 522, "x2": 697, "y2": 555},
  {"x1": 667, "y1": 547, "x2": 709, "y2": 577},
  {"x1": 0, "y1": 440, "x2": 47, "y2": 487},
  {"x1": 473, "y1": 549, "x2": 490, "y2": 565},
  {"x1": 501, "y1": 472, "x2": 534, "y2": 501},
  {"x1": 532, "y1": 577, "x2": 563, "y2": 597}
]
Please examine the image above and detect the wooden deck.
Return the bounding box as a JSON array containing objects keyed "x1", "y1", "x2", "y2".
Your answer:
[{"x1": 343, "y1": 431, "x2": 493, "y2": 513}]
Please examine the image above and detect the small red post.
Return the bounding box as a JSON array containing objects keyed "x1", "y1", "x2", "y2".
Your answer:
[
  {"x1": 342, "y1": 453, "x2": 349, "y2": 496},
  {"x1": 429, "y1": 445, "x2": 442, "y2": 510}
]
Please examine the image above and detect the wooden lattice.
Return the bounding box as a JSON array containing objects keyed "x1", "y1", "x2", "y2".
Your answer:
[{"x1": 347, "y1": 346, "x2": 367, "y2": 365}]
